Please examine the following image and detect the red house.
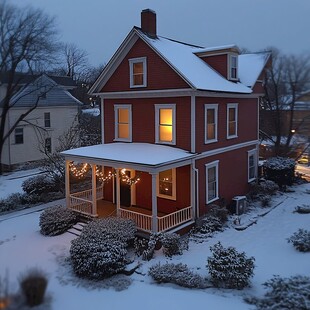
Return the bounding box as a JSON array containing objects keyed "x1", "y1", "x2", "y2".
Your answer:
[{"x1": 62, "y1": 9, "x2": 270, "y2": 233}]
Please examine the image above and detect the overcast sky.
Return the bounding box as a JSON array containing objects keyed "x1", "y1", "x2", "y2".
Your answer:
[{"x1": 10, "y1": 0, "x2": 310, "y2": 66}]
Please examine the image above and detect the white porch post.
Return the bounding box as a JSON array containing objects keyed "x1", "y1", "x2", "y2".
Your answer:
[
  {"x1": 91, "y1": 164, "x2": 97, "y2": 216},
  {"x1": 151, "y1": 173, "x2": 158, "y2": 233},
  {"x1": 116, "y1": 168, "x2": 121, "y2": 217},
  {"x1": 190, "y1": 160, "x2": 196, "y2": 220},
  {"x1": 65, "y1": 160, "x2": 70, "y2": 209}
]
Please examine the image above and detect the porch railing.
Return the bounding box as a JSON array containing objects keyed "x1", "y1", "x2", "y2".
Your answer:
[
  {"x1": 71, "y1": 186, "x2": 104, "y2": 201},
  {"x1": 119, "y1": 208, "x2": 152, "y2": 232},
  {"x1": 158, "y1": 206, "x2": 192, "y2": 232}
]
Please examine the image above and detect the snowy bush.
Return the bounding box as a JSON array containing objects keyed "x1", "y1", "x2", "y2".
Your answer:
[
  {"x1": 260, "y1": 195, "x2": 271, "y2": 208},
  {"x1": 149, "y1": 263, "x2": 207, "y2": 289},
  {"x1": 245, "y1": 275, "x2": 310, "y2": 309},
  {"x1": 209, "y1": 204, "x2": 229, "y2": 223},
  {"x1": 287, "y1": 229, "x2": 310, "y2": 252},
  {"x1": 294, "y1": 204, "x2": 310, "y2": 214},
  {"x1": 0, "y1": 193, "x2": 24, "y2": 212},
  {"x1": 193, "y1": 215, "x2": 224, "y2": 237},
  {"x1": 207, "y1": 242, "x2": 255, "y2": 289},
  {"x1": 22, "y1": 174, "x2": 59, "y2": 196},
  {"x1": 258, "y1": 179, "x2": 279, "y2": 195},
  {"x1": 80, "y1": 217, "x2": 136, "y2": 244},
  {"x1": 160, "y1": 232, "x2": 188, "y2": 257},
  {"x1": 263, "y1": 157, "x2": 295, "y2": 188},
  {"x1": 70, "y1": 236, "x2": 127, "y2": 279},
  {"x1": 134, "y1": 233, "x2": 158, "y2": 261},
  {"x1": 39, "y1": 205, "x2": 77, "y2": 236}
]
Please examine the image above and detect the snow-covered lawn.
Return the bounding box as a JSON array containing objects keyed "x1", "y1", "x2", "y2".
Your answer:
[{"x1": 0, "y1": 183, "x2": 310, "y2": 309}]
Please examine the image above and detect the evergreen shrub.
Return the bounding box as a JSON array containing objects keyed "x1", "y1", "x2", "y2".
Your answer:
[
  {"x1": 207, "y1": 242, "x2": 255, "y2": 289},
  {"x1": 160, "y1": 232, "x2": 187, "y2": 257},
  {"x1": 287, "y1": 228, "x2": 310, "y2": 252},
  {"x1": 22, "y1": 174, "x2": 59, "y2": 196},
  {"x1": 39, "y1": 205, "x2": 77, "y2": 236}
]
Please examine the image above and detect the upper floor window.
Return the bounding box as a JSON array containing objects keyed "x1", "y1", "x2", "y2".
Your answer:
[
  {"x1": 14, "y1": 127, "x2": 24, "y2": 144},
  {"x1": 157, "y1": 168, "x2": 176, "y2": 200},
  {"x1": 129, "y1": 57, "x2": 147, "y2": 88},
  {"x1": 155, "y1": 104, "x2": 176, "y2": 145},
  {"x1": 204, "y1": 104, "x2": 218, "y2": 144},
  {"x1": 114, "y1": 104, "x2": 132, "y2": 142},
  {"x1": 205, "y1": 161, "x2": 219, "y2": 204},
  {"x1": 229, "y1": 54, "x2": 238, "y2": 80},
  {"x1": 227, "y1": 103, "x2": 238, "y2": 139},
  {"x1": 44, "y1": 112, "x2": 51, "y2": 128},
  {"x1": 248, "y1": 149, "x2": 257, "y2": 182}
]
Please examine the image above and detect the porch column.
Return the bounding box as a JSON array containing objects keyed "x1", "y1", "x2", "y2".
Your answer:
[
  {"x1": 151, "y1": 172, "x2": 158, "y2": 233},
  {"x1": 116, "y1": 168, "x2": 121, "y2": 217},
  {"x1": 65, "y1": 160, "x2": 70, "y2": 208},
  {"x1": 91, "y1": 164, "x2": 97, "y2": 216},
  {"x1": 190, "y1": 160, "x2": 196, "y2": 220}
]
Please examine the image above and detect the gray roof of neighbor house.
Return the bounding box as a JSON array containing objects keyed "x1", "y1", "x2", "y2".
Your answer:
[{"x1": 2, "y1": 74, "x2": 82, "y2": 108}]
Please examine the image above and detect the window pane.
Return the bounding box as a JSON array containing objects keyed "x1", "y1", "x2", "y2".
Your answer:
[
  {"x1": 118, "y1": 108, "x2": 129, "y2": 123},
  {"x1": 15, "y1": 128, "x2": 23, "y2": 144},
  {"x1": 159, "y1": 125, "x2": 172, "y2": 142},
  {"x1": 118, "y1": 124, "x2": 129, "y2": 139},
  {"x1": 160, "y1": 109, "x2": 172, "y2": 125},
  {"x1": 249, "y1": 154, "x2": 255, "y2": 179},
  {"x1": 229, "y1": 121, "x2": 236, "y2": 136},
  {"x1": 133, "y1": 74, "x2": 143, "y2": 85},
  {"x1": 207, "y1": 124, "x2": 215, "y2": 140},
  {"x1": 229, "y1": 108, "x2": 235, "y2": 121},
  {"x1": 207, "y1": 166, "x2": 217, "y2": 201},
  {"x1": 159, "y1": 169, "x2": 173, "y2": 196},
  {"x1": 207, "y1": 109, "x2": 215, "y2": 123},
  {"x1": 133, "y1": 62, "x2": 143, "y2": 74},
  {"x1": 44, "y1": 112, "x2": 50, "y2": 127}
]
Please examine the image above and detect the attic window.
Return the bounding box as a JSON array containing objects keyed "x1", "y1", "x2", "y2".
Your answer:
[
  {"x1": 229, "y1": 55, "x2": 238, "y2": 80},
  {"x1": 129, "y1": 57, "x2": 147, "y2": 88}
]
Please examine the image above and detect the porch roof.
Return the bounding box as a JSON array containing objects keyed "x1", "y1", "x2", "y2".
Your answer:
[{"x1": 61, "y1": 143, "x2": 196, "y2": 172}]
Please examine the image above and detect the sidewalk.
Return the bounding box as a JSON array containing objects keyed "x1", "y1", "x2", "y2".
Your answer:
[{"x1": 0, "y1": 198, "x2": 65, "y2": 222}]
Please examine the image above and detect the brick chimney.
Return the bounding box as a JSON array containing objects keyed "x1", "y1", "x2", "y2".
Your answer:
[{"x1": 141, "y1": 9, "x2": 157, "y2": 38}]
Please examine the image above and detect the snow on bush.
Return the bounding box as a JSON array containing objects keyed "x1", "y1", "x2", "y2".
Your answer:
[
  {"x1": 22, "y1": 174, "x2": 59, "y2": 196},
  {"x1": 207, "y1": 242, "x2": 255, "y2": 289},
  {"x1": 80, "y1": 217, "x2": 136, "y2": 244},
  {"x1": 294, "y1": 204, "x2": 310, "y2": 214},
  {"x1": 70, "y1": 237, "x2": 127, "y2": 279},
  {"x1": 258, "y1": 179, "x2": 279, "y2": 195},
  {"x1": 134, "y1": 233, "x2": 158, "y2": 261},
  {"x1": 245, "y1": 275, "x2": 310, "y2": 309},
  {"x1": 149, "y1": 263, "x2": 207, "y2": 289},
  {"x1": 192, "y1": 215, "x2": 224, "y2": 239},
  {"x1": 160, "y1": 232, "x2": 188, "y2": 257},
  {"x1": 287, "y1": 228, "x2": 310, "y2": 252},
  {"x1": 208, "y1": 204, "x2": 229, "y2": 223},
  {"x1": 260, "y1": 195, "x2": 271, "y2": 208},
  {"x1": 263, "y1": 157, "x2": 295, "y2": 188},
  {"x1": 39, "y1": 205, "x2": 77, "y2": 236}
]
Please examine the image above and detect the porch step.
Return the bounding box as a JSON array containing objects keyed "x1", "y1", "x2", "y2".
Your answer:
[{"x1": 67, "y1": 222, "x2": 87, "y2": 236}]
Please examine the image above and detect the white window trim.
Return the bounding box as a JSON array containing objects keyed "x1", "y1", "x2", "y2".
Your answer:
[
  {"x1": 155, "y1": 104, "x2": 176, "y2": 145},
  {"x1": 228, "y1": 54, "x2": 238, "y2": 81},
  {"x1": 248, "y1": 149, "x2": 257, "y2": 182},
  {"x1": 205, "y1": 160, "x2": 219, "y2": 204},
  {"x1": 157, "y1": 168, "x2": 176, "y2": 200},
  {"x1": 227, "y1": 103, "x2": 238, "y2": 139},
  {"x1": 204, "y1": 104, "x2": 218, "y2": 144},
  {"x1": 114, "y1": 104, "x2": 132, "y2": 142},
  {"x1": 129, "y1": 57, "x2": 147, "y2": 88}
]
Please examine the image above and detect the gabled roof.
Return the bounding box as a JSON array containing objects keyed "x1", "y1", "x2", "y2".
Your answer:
[
  {"x1": 238, "y1": 52, "x2": 271, "y2": 88},
  {"x1": 4, "y1": 74, "x2": 82, "y2": 108}
]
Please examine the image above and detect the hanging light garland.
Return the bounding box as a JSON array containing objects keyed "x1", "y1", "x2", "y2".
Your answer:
[
  {"x1": 120, "y1": 168, "x2": 141, "y2": 185},
  {"x1": 69, "y1": 162, "x2": 90, "y2": 179}
]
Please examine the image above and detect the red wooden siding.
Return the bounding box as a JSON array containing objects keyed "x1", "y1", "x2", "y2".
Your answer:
[
  {"x1": 195, "y1": 97, "x2": 258, "y2": 153},
  {"x1": 199, "y1": 54, "x2": 228, "y2": 78},
  {"x1": 104, "y1": 97, "x2": 192, "y2": 151},
  {"x1": 101, "y1": 38, "x2": 190, "y2": 92}
]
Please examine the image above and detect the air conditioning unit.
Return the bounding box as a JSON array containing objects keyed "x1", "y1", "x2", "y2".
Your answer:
[{"x1": 232, "y1": 196, "x2": 247, "y2": 216}]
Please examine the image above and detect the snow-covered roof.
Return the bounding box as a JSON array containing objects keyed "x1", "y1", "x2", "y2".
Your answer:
[
  {"x1": 62, "y1": 143, "x2": 196, "y2": 171},
  {"x1": 138, "y1": 29, "x2": 251, "y2": 93},
  {"x1": 238, "y1": 52, "x2": 270, "y2": 88},
  {"x1": 192, "y1": 44, "x2": 239, "y2": 54}
]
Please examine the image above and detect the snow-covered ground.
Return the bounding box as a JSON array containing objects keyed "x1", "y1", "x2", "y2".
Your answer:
[{"x1": 0, "y1": 182, "x2": 309, "y2": 309}]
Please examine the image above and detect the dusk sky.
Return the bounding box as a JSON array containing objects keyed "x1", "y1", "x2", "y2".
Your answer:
[{"x1": 10, "y1": 0, "x2": 310, "y2": 66}]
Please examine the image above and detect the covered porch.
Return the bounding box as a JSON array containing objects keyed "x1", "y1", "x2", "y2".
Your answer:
[{"x1": 62, "y1": 143, "x2": 197, "y2": 233}]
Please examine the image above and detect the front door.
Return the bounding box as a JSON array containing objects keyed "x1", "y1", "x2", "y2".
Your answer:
[{"x1": 115, "y1": 170, "x2": 131, "y2": 207}]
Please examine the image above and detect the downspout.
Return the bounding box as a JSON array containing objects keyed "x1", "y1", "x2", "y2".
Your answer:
[
  {"x1": 101, "y1": 97, "x2": 104, "y2": 144},
  {"x1": 191, "y1": 94, "x2": 195, "y2": 153},
  {"x1": 194, "y1": 166, "x2": 199, "y2": 219}
]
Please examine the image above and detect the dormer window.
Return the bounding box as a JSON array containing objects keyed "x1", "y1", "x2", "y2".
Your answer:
[
  {"x1": 129, "y1": 57, "x2": 147, "y2": 88},
  {"x1": 229, "y1": 54, "x2": 238, "y2": 81}
]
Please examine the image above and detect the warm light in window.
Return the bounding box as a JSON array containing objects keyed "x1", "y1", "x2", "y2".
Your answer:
[
  {"x1": 118, "y1": 108, "x2": 129, "y2": 139},
  {"x1": 159, "y1": 109, "x2": 173, "y2": 142}
]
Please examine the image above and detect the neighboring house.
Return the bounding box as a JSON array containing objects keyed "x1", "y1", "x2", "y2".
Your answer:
[
  {"x1": 0, "y1": 74, "x2": 82, "y2": 170},
  {"x1": 62, "y1": 9, "x2": 270, "y2": 233}
]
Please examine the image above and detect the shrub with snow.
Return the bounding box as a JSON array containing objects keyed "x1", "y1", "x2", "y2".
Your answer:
[
  {"x1": 70, "y1": 236, "x2": 127, "y2": 279},
  {"x1": 207, "y1": 242, "x2": 255, "y2": 289},
  {"x1": 260, "y1": 195, "x2": 271, "y2": 208},
  {"x1": 80, "y1": 217, "x2": 136, "y2": 244},
  {"x1": 287, "y1": 228, "x2": 310, "y2": 252},
  {"x1": 22, "y1": 174, "x2": 59, "y2": 196},
  {"x1": 193, "y1": 215, "x2": 224, "y2": 238},
  {"x1": 245, "y1": 275, "x2": 310, "y2": 309},
  {"x1": 39, "y1": 205, "x2": 77, "y2": 236},
  {"x1": 149, "y1": 263, "x2": 207, "y2": 289},
  {"x1": 208, "y1": 204, "x2": 229, "y2": 223},
  {"x1": 294, "y1": 204, "x2": 310, "y2": 214},
  {"x1": 135, "y1": 233, "x2": 158, "y2": 261},
  {"x1": 160, "y1": 232, "x2": 187, "y2": 257},
  {"x1": 263, "y1": 157, "x2": 295, "y2": 188},
  {"x1": 258, "y1": 179, "x2": 279, "y2": 195}
]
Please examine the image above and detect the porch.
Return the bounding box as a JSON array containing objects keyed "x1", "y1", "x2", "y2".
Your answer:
[{"x1": 69, "y1": 187, "x2": 193, "y2": 233}]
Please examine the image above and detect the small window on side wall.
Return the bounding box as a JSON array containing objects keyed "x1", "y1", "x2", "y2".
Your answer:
[
  {"x1": 248, "y1": 149, "x2": 257, "y2": 182},
  {"x1": 44, "y1": 112, "x2": 51, "y2": 128},
  {"x1": 205, "y1": 161, "x2": 219, "y2": 204},
  {"x1": 157, "y1": 168, "x2": 176, "y2": 200},
  {"x1": 15, "y1": 127, "x2": 24, "y2": 144},
  {"x1": 114, "y1": 105, "x2": 132, "y2": 142},
  {"x1": 129, "y1": 57, "x2": 147, "y2": 88},
  {"x1": 229, "y1": 54, "x2": 238, "y2": 81},
  {"x1": 227, "y1": 103, "x2": 238, "y2": 139}
]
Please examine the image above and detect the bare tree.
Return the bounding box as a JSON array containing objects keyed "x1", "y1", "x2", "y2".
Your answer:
[
  {"x1": 0, "y1": 1, "x2": 59, "y2": 173},
  {"x1": 261, "y1": 49, "x2": 310, "y2": 156}
]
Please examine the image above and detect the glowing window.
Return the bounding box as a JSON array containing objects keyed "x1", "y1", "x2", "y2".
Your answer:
[
  {"x1": 114, "y1": 105, "x2": 132, "y2": 142},
  {"x1": 157, "y1": 168, "x2": 176, "y2": 200},
  {"x1": 204, "y1": 104, "x2": 218, "y2": 143},
  {"x1": 155, "y1": 104, "x2": 176, "y2": 145},
  {"x1": 129, "y1": 57, "x2": 147, "y2": 88}
]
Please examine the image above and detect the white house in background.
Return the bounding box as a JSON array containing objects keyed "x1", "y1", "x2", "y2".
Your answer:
[{"x1": 0, "y1": 74, "x2": 83, "y2": 170}]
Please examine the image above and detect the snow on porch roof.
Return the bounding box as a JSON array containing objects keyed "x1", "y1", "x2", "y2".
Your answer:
[{"x1": 61, "y1": 143, "x2": 196, "y2": 169}]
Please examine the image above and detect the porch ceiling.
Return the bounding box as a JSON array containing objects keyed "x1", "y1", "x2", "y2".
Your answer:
[{"x1": 61, "y1": 142, "x2": 196, "y2": 172}]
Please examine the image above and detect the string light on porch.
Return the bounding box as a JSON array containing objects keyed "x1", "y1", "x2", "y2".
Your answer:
[
  {"x1": 120, "y1": 168, "x2": 141, "y2": 185},
  {"x1": 69, "y1": 162, "x2": 90, "y2": 179},
  {"x1": 96, "y1": 167, "x2": 115, "y2": 183}
]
